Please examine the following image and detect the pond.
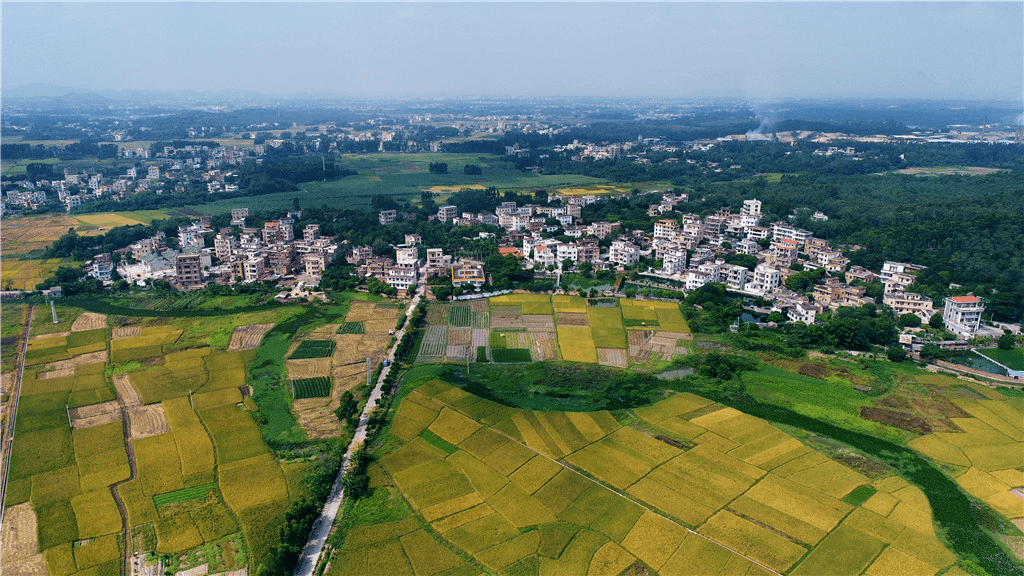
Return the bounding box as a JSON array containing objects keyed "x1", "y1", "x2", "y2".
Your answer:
[
  {"x1": 656, "y1": 367, "x2": 696, "y2": 380},
  {"x1": 944, "y1": 351, "x2": 1007, "y2": 376},
  {"x1": 740, "y1": 311, "x2": 765, "y2": 323}
]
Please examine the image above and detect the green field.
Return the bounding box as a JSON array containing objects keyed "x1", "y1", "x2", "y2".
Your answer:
[
  {"x1": 289, "y1": 339, "x2": 336, "y2": 359},
  {"x1": 184, "y1": 153, "x2": 608, "y2": 215},
  {"x1": 292, "y1": 376, "x2": 332, "y2": 399},
  {"x1": 976, "y1": 347, "x2": 1024, "y2": 370}
]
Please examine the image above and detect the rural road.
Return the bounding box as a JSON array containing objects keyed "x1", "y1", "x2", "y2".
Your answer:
[
  {"x1": 0, "y1": 304, "x2": 34, "y2": 532},
  {"x1": 293, "y1": 282, "x2": 425, "y2": 576}
]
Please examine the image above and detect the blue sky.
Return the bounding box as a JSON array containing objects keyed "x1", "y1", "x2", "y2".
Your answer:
[{"x1": 2, "y1": 2, "x2": 1022, "y2": 100}]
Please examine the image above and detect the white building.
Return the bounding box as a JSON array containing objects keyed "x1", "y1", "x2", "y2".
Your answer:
[
  {"x1": 943, "y1": 296, "x2": 984, "y2": 337},
  {"x1": 609, "y1": 240, "x2": 640, "y2": 268}
]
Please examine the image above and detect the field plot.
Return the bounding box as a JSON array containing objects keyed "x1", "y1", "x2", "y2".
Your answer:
[
  {"x1": 976, "y1": 347, "x2": 1024, "y2": 371},
  {"x1": 416, "y1": 326, "x2": 448, "y2": 361},
  {"x1": 557, "y1": 326, "x2": 598, "y2": 364},
  {"x1": 908, "y1": 392, "x2": 1024, "y2": 520},
  {"x1": 367, "y1": 380, "x2": 950, "y2": 576},
  {"x1": 109, "y1": 325, "x2": 182, "y2": 363},
  {"x1": 289, "y1": 339, "x2": 336, "y2": 359},
  {"x1": 0, "y1": 214, "x2": 104, "y2": 256},
  {"x1": 227, "y1": 323, "x2": 274, "y2": 350},
  {"x1": 291, "y1": 377, "x2": 332, "y2": 399}
]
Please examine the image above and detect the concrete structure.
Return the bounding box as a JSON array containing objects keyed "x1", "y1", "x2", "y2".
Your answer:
[
  {"x1": 944, "y1": 295, "x2": 984, "y2": 337},
  {"x1": 883, "y1": 292, "x2": 935, "y2": 321},
  {"x1": 175, "y1": 253, "x2": 204, "y2": 288},
  {"x1": 437, "y1": 205, "x2": 458, "y2": 223},
  {"x1": 452, "y1": 262, "x2": 486, "y2": 288},
  {"x1": 379, "y1": 210, "x2": 397, "y2": 225}
]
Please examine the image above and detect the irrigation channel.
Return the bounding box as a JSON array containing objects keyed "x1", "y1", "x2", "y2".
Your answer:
[
  {"x1": 714, "y1": 393, "x2": 1023, "y2": 576},
  {"x1": 0, "y1": 304, "x2": 34, "y2": 531}
]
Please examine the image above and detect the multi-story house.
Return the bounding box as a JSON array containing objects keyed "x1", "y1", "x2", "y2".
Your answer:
[
  {"x1": 175, "y1": 253, "x2": 204, "y2": 288},
  {"x1": 721, "y1": 264, "x2": 749, "y2": 291},
  {"x1": 213, "y1": 231, "x2": 237, "y2": 261},
  {"x1": 771, "y1": 223, "x2": 812, "y2": 246},
  {"x1": 576, "y1": 239, "x2": 601, "y2": 264},
  {"x1": 452, "y1": 261, "x2": 486, "y2": 288},
  {"x1": 379, "y1": 209, "x2": 397, "y2": 225},
  {"x1": 405, "y1": 234, "x2": 422, "y2": 246},
  {"x1": 883, "y1": 291, "x2": 935, "y2": 321},
  {"x1": 653, "y1": 219, "x2": 680, "y2": 240},
  {"x1": 88, "y1": 253, "x2": 114, "y2": 283},
  {"x1": 437, "y1": 205, "x2": 458, "y2": 223},
  {"x1": 303, "y1": 224, "x2": 320, "y2": 242},
  {"x1": 348, "y1": 246, "x2": 374, "y2": 264},
  {"x1": 609, "y1": 240, "x2": 640, "y2": 268},
  {"x1": 879, "y1": 261, "x2": 925, "y2": 293},
  {"x1": 752, "y1": 263, "x2": 781, "y2": 294},
  {"x1": 943, "y1": 295, "x2": 984, "y2": 337}
]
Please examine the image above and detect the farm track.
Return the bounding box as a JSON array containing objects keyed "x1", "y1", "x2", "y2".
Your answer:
[
  {"x1": 293, "y1": 281, "x2": 425, "y2": 576},
  {"x1": 0, "y1": 304, "x2": 33, "y2": 532}
]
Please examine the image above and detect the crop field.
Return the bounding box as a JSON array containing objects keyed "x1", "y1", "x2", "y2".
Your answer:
[
  {"x1": 289, "y1": 339, "x2": 336, "y2": 359},
  {"x1": 72, "y1": 211, "x2": 169, "y2": 229},
  {"x1": 336, "y1": 321, "x2": 365, "y2": 334},
  {"x1": 291, "y1": 376, "x2": 332, "y2": 399},
  {"x1": 1, "y1": 259, "x2": 81, "y2": 290},
  {"x1": 0, "y1": 215, "x2": 106, "y2": 256},
  {"x1": 976, "y1": 347, "x2": 1024, "y2": 371},
  {"x1": 345, "y1": 371, "x2": 961, "y2": 576},
  {"x1": 418, "y1": 296, "x2": 687, "y2": 367},
  {"x1": 3, "y1": 309, "x2": 307, "y2": 573},
  {"x1": 908, "y1": 391, "x2": 1024, "y2": 520}
]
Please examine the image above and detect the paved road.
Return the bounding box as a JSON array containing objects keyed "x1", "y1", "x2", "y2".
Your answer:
[
  {"x1": 293, "y1": 283, "x2": 425, "y2": 576},
  {"x1": 0, "y1": 304, "x2": 34, "y2": 531}
]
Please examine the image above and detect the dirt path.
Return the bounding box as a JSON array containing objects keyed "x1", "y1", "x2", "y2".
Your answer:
[
  {"x1": 111, "y1": 372, "x2": 140, "y2": 576},
  {"x1": 0, "y1": 304, "x2": 33, "y2": 531}
]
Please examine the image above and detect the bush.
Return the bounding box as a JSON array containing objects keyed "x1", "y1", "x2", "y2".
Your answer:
[
  {"x1": 998, "y1": 332, "x2": 1016, "y2": 350},
  {"x1": 886, "y1": 346, "x2": 907, "y2": 362}
]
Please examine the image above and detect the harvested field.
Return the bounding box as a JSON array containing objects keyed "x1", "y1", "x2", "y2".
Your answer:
[
  {"x1": 531, "y1": 331, "x2": 559, "y2": 361},
  {"x1": 40, "y1": 350, "x2": 108, "y2": 373},
  {"x1": 113, "y1": 373, "x2": 142, "y2": 408},
  {"x1": 446, "y1": 345, "x2": 469, "y2": 361},
  {"x1": 556, "y1": 313, "x2": 589, "y2": 326},
  {"x1": 129, "y1": 403, "x2": 170, "y2": 439},
  {"x1": 309, "y1": 324, "x2": 342, "y2": 339},
  {"x1": 228, "y1": 324, "x2": 274, "y2": 351},
  {"x1": 70, "y1": 313, "x2": 107, "y2": 332},
  {"x1": 333, "y1": 334, "x2": 386, "y2": 366},
  {"x1": 471, "y1": 329, "x2": 489, "y2": 348},
  {"x1": 491, "y1": 315, "x2": 526, "y2": 329},
  {"x1": 112, "y1": 326, "x2": 141, "y2": 340},
  {"x1": 523, "y1": 315, "x2": 555, "y2": 329},
  {"x1": 628, "y1": 331, "x2": 655, "y2": 363},
  {"x1": 37, "y1": 366, "x2": 75, "y2": 380},
  {"x1": 286, "y1": 358, "x2": 332, "y2": 380},
  {"x1": 293, "y1": 397, "x2": 343, "y2": 440},
  {"x1": 1, "y1": 502, "x2": 45, "y2": 576},
  {"x1": 470, "y1": 300, "x2": 490, "y2": 328},
  {"x1": 448, "y1": 328, "x2": 472, "y2": 346},
  {"x1": 70, "y1": 401, "x2": 122, "y2": 430},
  {"x1": 597, "y1": 348, "x2": 628, "y2": 368},
  {"x1": 650, "y1": 331, "x2": 688, "y2": 360}
]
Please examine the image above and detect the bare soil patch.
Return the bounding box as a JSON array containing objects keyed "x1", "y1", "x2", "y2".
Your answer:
[
  {"x1": 860, "y1": 406, "x2": 931, "y2": 434},
  {"x1": 531, "y1": 331, "x2": 559, "y2": 361},
  {"x1": 70, "y1": 400, "x2": 122, "y2": 429},
  {"x1": 34, "y1": 331, "x2": 70, "y2": 340},
  {"x1": 286, "y1": 358, "x2": 332, "y2": 380},
  {"x1": 447, "y1": 328, "x2": 471, "y2": 346},
  {"x1": 1, "y1": 503, "x2": 43, "y2": 570},
  {"x1": 556, "y1": 313, "x2": 589, "y2": 326},
  {"x1": 446, "y1": 345, "x2": 469, "y2": 361},
  {"x1": 1, "y1": 372, "x2": 15, "y2": 395},
  {"x1": 628, "y1": 331, "x2": 655, "y2": 363},
  {"x1": 597, "y1": 348, "x2": 628, "y2": 368},
  {"x1": 309, "y1": 324, "x2": 342, "y2": 339},
  {"x1": 129, "y1": 403, "x2": 170, "y2": 439},
  {"x1": 227, "y1": 324, "x2": 274, "y2": 351},
  {"x1": 523, "y1": 315, "x2": 555, "y2": 328},
  {"x1": 113, "y1": 326, "x2": 142, "y2": 340},
  {"x1": 41, "y1": 350, "x2": 107, "y2": 373},
  {"x1": 471, "y1": 329, "x2": 489, "y2": 349},
  {"x1": 491, "y1": 316, "x2": 525, "y2": 329},
  {"x1": 113, "y1": 373, "x2": 142, "y2": 408},
  {"x1": 71, "y1": 312, "x2": 107, "y2": 332},
  {"x1": 37, "y1": 366, "x2": 75, "y2": 380}
]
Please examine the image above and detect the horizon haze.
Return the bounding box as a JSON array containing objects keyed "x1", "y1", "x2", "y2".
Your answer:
[{"x1": 2, "y1": 2, "x2": 1023, "y2": 102}]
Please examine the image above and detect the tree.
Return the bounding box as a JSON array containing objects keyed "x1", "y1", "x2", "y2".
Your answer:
[
  {"x1": 998, "y1": 332, "x2": 1016, "y2": 350},
  {"x1": 429, "y1": 162, "x2": 448, "y2": 175},
  {"x1": 886, "y1": 346, "x2": 908, "y2": 362},
  {"x1": 919, "y1": 343, "x2": 946, "y2": 360},
  {"x1": 898, "y1": 313, "x2": 922, "y2": 328},
  {"x1": 929, "y1": 313, "x2": 944, "y2": 329},
  {"x1": 463, "y1": 164, "x2": 482, "y2": 175}
]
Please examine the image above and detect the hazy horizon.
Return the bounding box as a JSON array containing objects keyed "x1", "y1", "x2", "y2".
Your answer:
[{"x1": 3, "y1": 2, "x2": 1022, "y2": 101}]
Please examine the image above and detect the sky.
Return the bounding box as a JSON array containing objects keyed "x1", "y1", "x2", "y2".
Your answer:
[{"x1": 2, "y1": 2, "x2": 1022, "y2": 101}]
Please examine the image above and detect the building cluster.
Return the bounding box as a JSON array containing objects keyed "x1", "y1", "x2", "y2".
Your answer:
[
  {"x1": 103, "y1": 207, "x2": 336, "y2": 290},
  {"x1": 1, "y1": 143, "x2": 262, "y2": 214},
  {"x1": 349, "y1": 233, "x2": 484, "y2": 294}
]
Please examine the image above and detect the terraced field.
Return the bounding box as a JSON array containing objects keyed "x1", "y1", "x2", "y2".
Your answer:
[{"x1": 329, "y1": 375, "x2": 961, "y2": 576}]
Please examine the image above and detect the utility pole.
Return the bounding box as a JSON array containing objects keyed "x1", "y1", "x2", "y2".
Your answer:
[{"x1": 51, "y1": 300, "x2": 58, "y2": 324}]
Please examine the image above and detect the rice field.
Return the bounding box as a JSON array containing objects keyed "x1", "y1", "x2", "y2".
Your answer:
[{"x1": 352, "y1": 374, "x2": 961, "y2": 576}]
